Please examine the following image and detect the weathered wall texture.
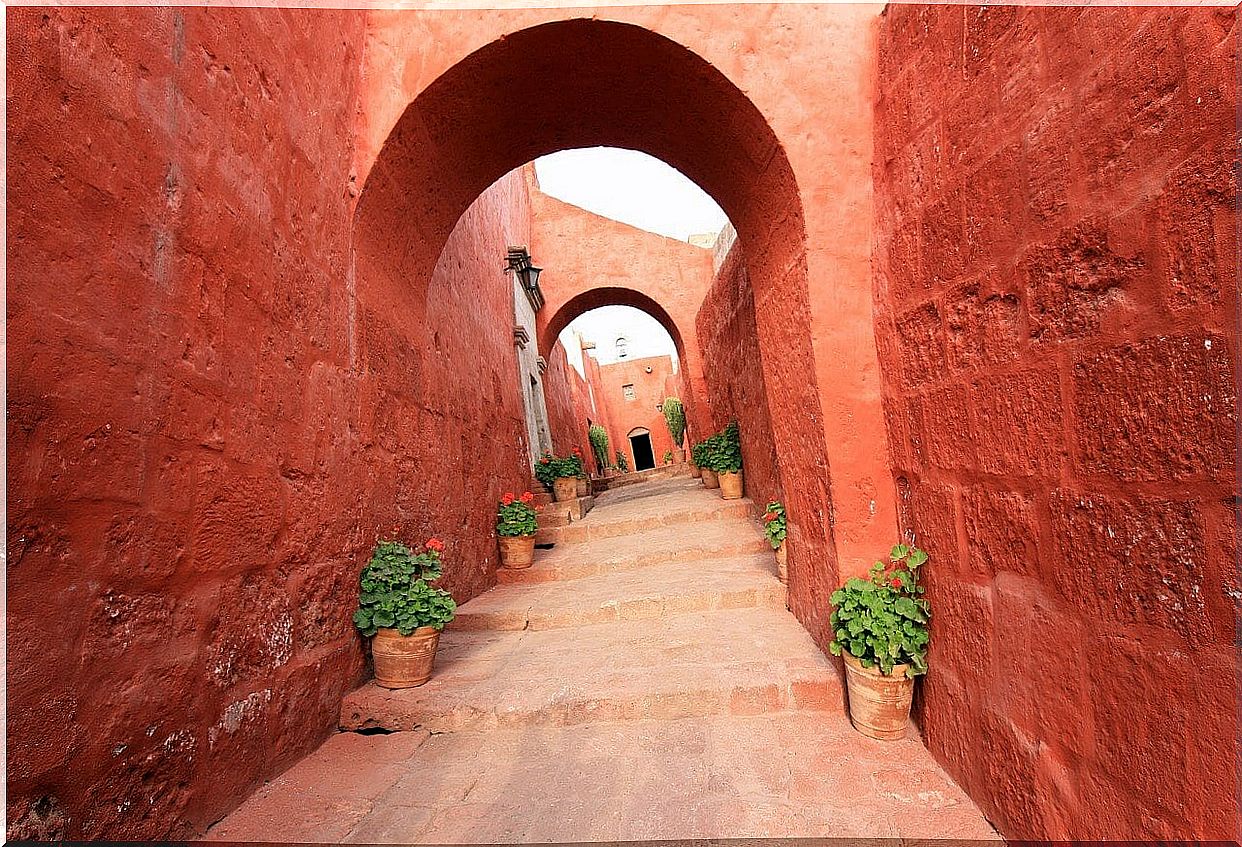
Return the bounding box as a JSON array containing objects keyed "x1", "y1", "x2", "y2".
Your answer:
[
  {"x1": 872, "y1": 6, "x2": 1237, "y2": 840},
  {"x1": 4, "y1": 9, "x2": 559, "y2": 837},
  {"x1": 696, "y1": 245, "x2": 784, "y2": 518},
  {"x1": 542, "y1": 338, "x2": 597, "y2": 466}
]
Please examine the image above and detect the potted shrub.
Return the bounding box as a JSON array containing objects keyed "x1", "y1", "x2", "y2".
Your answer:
[
  {"x1": 496, "y1": 491, "x2": 538, "y2": 569},
  {"x1": 662, "y1": 397, "x2": 687, "y2": 463},
  {"x1": 829, "y1": 544, "x2": 930, "y2": 741},
  {"x1": 763, "y1": 501, "x2": 788, "y2": 584},
  {"x1": 615, "y1": 450, "x2": 629, "y2": 474},
  {"x1": 689, "y1": 439, "x2": 707, "y2": 481},
  {"x1": 697, "y1": 437, "x2": 719, "y2": 489},
  {"x1": 588, "y1": 424, "x2": 610, "y2": 474},
  {"x1": 536, "y1": 452, "x2": 579, "y2": 502},
  {"x1": 715, "y1": 421, "x2": 744, "y2": 500},
  {"x1": 662, "y1": 450, "x2": 674, "y2": 465},
  {"x1": 354, "y1": 538, "x2": 457, "y2": 689}
]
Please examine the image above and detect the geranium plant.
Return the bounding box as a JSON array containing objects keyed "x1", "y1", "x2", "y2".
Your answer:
[
  {"x1": 566, "y1": 448, "x2": 585, "y2": 478},
  {"x1": 354, "y1": 539, "x2": 457, "y2": 637},
  {"x1": 497, "y1": 491, "x2": 537, "y2": 537},
  {"x1": 691, "y1": 439, "x2": 709, "y2": 468},
  {"x1": 702, "y1": 422, "x2": 742, "y2": 472},
  {"x1": 615, "y1": 450, "x2": 629, "y2": 473},
  {"x1": 662, "y1": 450, "x2": 674, "y2": 465},
  {"x1": 829, "y1": 544, "x2": 930, "y2": 677},
  {"x1": 534, "y1": 452, "x2": 578, "y2": 488},
  {"x1": 762, "y1": 501, "x2": 786, "y2": 549}
]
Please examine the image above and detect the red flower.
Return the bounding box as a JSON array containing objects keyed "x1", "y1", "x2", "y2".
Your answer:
[
  {"x1": 502, "y1": 493, "x2": 514, "y2": 505},
  {"x1": 426, "y1": 538, "x2": 445, "y2": 552},
  {"x1": 572, "y1": 447, "x2": 582, "y2": 455},
  {"x1": 890, "y1": 577, "x2": 903, "y2": 589},
  {"x1": 540, "y1": 457, "x2": 550, "y2": 464},
  {"x1": 519, "y1": 491, "x2": 534, "y2": 504},
  {"x1": 764, "y1": 512, "x2": 776, "y2": 522}
]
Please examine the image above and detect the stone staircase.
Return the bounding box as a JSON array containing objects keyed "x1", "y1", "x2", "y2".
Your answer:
[
  {"x1": 208, "y1": 476, "x2": 999, "y2": 844},
  {"x1": 341, "y1": 476, "x2": 839, "y2": 733}
]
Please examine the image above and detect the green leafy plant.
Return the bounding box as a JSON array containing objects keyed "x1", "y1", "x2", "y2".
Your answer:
[
  {"x1": 661, "y1": 397, "x2": 686, "y2": 447},
  {"x1": 615, "y1": 450, "x2": 629, "y2": 473},
  {"x1": 566, "y1": 448, "x2": 585, "y2": 478},
  {"x1": 534, "y1": 452, "x2": 579, "y2": 488},
  {"x1": 703, "y1": 421, "x2": 742, "y2": 472},
  {"x1": 828, "y1": 544, "x2": 930, "y2": 678},
  {"x1": 588, "y1": 424, "x2": 610, "y2": 469},
  {"x1": 354, "y1": 539, "x2": 457, "y2": 637},
  {"x1": 496, "y1": 491, "x2": 537, "y2": 537},
  {"x1": 662, "y1": 450, "x2": 674, "y2": 465},
  {"x1": 691, "y1": 439, "x2": 709, "y2": 468},
  {"x1": 762, "y1": 501, "x2": 787, "y2": 550}
]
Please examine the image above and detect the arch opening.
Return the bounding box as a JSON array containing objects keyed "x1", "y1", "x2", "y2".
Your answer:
[{"x1": 354, "y1": 16, "x2": 842, "y2": 622}]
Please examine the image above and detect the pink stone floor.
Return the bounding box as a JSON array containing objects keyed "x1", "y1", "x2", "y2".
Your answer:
[{"x1": 208, "y1": 478, "x2": 998, "y2": 843}]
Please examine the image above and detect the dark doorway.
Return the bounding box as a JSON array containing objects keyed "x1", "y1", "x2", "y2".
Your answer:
[{"x1": 629, "y1": 429, "x2": 655, "y2": 471}]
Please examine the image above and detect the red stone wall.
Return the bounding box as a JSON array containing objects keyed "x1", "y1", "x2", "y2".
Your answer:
[
  {"x1": 542, "y1": 340, "x2": 596, "y2": 465},
  {"x1": 872, "y1": 7, "x2": 1237, "y2": 840},
  {"x1": 696, "y1": 247, "x2": 784, "y2": 522},
  {"x1": 6, "y1": 9, "x2": 544, "y2": 838}
]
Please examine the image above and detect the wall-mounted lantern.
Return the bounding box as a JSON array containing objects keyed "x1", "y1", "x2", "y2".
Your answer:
[{"x1": 506, "y1": 246, "x2": 544, "y2": 311}]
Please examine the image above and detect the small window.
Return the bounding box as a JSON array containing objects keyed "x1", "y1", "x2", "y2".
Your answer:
[
  {"x1": 615, "y1": 337, "x2": 629, "y2": 359},
  {"x1": 623, "y1": 384, "x2": 636, "y2": 401}
]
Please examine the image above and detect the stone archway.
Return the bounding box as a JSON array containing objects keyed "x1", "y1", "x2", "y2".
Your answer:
[{"x1": 352, "y1": 16, "x2": 848, "y2": 639}]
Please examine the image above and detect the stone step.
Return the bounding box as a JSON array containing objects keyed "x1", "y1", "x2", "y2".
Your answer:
[
  {"x1": 501, "y1": 522, "x2": 773, "y2": 584},
  {"x1": 536, "y1": 495, "x2": 753, "y2": 546},
  {"x1": 458, "y1": 555, "x2": 785, "y2": 631},
  {"x1": 536, "y1": 510, "x2": 571, "y2": 529},
  {"x1": 341, "y1": 607, "x2": 843, "y2": 733}
]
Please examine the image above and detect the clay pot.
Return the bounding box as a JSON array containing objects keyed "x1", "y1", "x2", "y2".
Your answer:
[
  {"x1": 498, "y1": 534, "x2": 535, "y2": 569},
  {"x1": 673, "y1": 448, "x2": 686, "y2": 463},
  {"x1": 718, "y1": 469, "x2": 744, "y2": 499},
  {"x1": 689, "y1": 463, "x2": 702, "y2": 479},
  {"x1": 576, "y1": 477, "x2": 589, "y2": 498},
  {"x1": 701, "y1": 468, "x2": 719, "y2": 489},
  {"x1": 775, "y1": 540, "x2": 788, "y2": 584},
  {"x1": 553, "y1": 476, "x2": 578, "y2": 502},
  {"x1": 842, "y1": 651, "x2": 914, "y2": 741},
  {"x1": 372, "y1": 626, "x2": 441, "y2": 688}
]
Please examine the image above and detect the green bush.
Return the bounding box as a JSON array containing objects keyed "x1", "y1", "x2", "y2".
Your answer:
[
  {"x1": 588, "y1": 424, "x2": 610, "y2": 468},
  {"x1": 828, "y1": 544, "x2": 930, "y2": 678},
  {"x1": 690, "y1": 439, "x2": 709, "y2": 468},
  {"x1": 354, "y1": 540, "x2": 457, "y2": 637},
  {"x1": 661, "y1": 397, "x2": 686, "y2": 447},
  {"x1": 662, "y1": 450, "x2": 674, "y2": 465},
  {"x1": 615, "y1": 450, "x2": 629, "y2": 473},
  {"x1": 701, "y1": 421, "x2": 742, "y2": 472},
  {"x1": 534, "y1": 452, "x2": 579, "y2": 488},
  {"x1": 762, "y1": 501, "x2": 786, "y2": 550}
]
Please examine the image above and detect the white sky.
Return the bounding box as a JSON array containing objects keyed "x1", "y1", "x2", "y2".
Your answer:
[
  {"x1": 535, "y1": 147, "x2": 728, "y2": 242},
  {"x1": 560, "y1": 306, "x2": 680, "y2": 378},
  {"x1": 540, "y1": 148, "x2": 725, "y2": 377}
]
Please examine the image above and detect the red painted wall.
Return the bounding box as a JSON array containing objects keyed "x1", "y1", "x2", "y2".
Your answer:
[
  {"x1": 696, "y1": 245, "x2": 784, "y2": 517},
  {"x1": 589, "y1": 355, "x2": 682, "y2": 469},
  {"x1": 872, "y1": 6, "x2": 1237, "y2": 840},
  {"x1": 542, "y1": 339, "x2": 596, "y2": 465},
  {"x1": 5, "y1": 8, "x2": 548, "y2": 837}
]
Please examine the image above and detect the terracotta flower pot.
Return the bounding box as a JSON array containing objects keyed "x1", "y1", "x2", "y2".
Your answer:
[
  {"x1": 498, "y1": 534, "x2": 535, "y2": 569},
  {"x1": 576, "y1": 477, "x2": 589, "y2": 498},
  {"x1": 775, "y1": 539, "x2": 788, "y2": 584},
  {"x1": 689, "y1": 462, "x2": 702, "y2": 479},
  {"x1": 372, "y1": 626, "x2": 441, "y2": 689},
  {"x1": 842, "y1": 651, "x2": 914, "y2": 741},
  {"x1": 718, "y1": 469, "x2": 743, "y2": 499},
  {"x1": 673, "y1": 448, "x2": 686, "y2": 463},
  {"x1": 553, "y1": 476, "x2": 577, "y2": 502},
  {"x1": 701, "y1": 468, "x2": 719, "y2": 489}
]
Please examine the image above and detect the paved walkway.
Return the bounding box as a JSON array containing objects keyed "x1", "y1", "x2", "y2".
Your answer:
[{"x1": 208, "y1": 478, "x2": 998, "y2": 842}]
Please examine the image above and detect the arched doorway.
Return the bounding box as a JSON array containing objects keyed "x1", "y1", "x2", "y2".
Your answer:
[
  {"x1": 353, "y1": 17, "x2": 844, "y2": 638},
  {"x1": 627, "y1": 427, "x2": 656, "y2": 471}
]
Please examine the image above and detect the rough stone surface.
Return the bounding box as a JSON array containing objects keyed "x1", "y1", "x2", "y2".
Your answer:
[
  {"x1": 211, "y1": 479, "x2": 997, "y2": 842},
  {"x1": 873, "y1": 5, "x2": 1238, "y2": 840}
]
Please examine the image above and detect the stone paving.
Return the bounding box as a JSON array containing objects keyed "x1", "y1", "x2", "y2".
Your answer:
[{"x1": 208, "y1": 478, "x2": 998, "y2": 843}]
